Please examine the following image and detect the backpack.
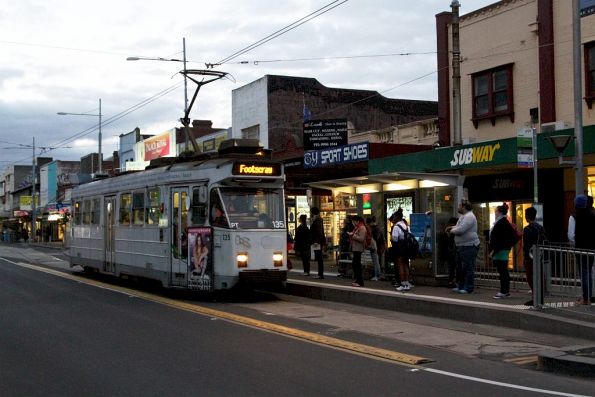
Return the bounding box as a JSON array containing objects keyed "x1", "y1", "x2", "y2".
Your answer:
[
  {"x1": 364, "y1": 226, "x2": 373, "y2": 250},
  {"x1": 397, "y1": 225, "x2": 419, "y2": 260}
]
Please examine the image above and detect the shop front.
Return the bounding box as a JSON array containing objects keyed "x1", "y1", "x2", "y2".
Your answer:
[{"x1": 309, "y1": 172, "x2": 464, "y2": 285}]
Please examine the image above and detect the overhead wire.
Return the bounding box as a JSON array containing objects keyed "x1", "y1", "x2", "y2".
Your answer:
[{"x1": 213, "y1": 0, "x2": 349, "y2": 67}]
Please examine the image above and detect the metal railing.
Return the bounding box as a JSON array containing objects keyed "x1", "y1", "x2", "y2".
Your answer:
[{"x1": 533, "y1": 242, "x2": 595, "y2": 309}]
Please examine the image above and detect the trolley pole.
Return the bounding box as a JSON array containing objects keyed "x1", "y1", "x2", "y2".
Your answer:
[{"x1": 31, "y1": 137, "x2": 36, "y2": 242}]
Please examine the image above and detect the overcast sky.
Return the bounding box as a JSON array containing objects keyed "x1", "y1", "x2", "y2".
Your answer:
[{"x1": 0, "y1": 0, "x2": 495, "y2": 169}]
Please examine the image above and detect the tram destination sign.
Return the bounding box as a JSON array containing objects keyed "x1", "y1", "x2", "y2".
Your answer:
[
  {"x1": 303, "y1": 119, "x2": 348, "y2": 150},
  {"x1": 232, "y1": 162, "x2": 281, "y2": 176}
]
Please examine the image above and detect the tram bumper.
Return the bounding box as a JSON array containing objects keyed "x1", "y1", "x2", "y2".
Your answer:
[{"x1": 239, "y1": 269, "x2": 287, "y2": 285}]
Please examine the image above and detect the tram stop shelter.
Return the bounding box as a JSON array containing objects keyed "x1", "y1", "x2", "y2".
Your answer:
[{"x1": 308, "y1": 172, "x2": 465, "y2": 285}]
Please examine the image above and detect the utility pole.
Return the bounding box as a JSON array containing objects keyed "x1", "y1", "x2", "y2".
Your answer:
[
  {"x1": 572, "y1": 0, "x2": 584, "y2": 194},
  {"x1": 31, "y1": 137, "x2": 36, "y2": 242},
  {"x1": 451, "y1": 0, "x2": 462, "y2": 146}
]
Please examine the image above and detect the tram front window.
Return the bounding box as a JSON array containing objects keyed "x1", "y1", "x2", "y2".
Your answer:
[{"x1": 211, "y1": 188, "x2": 284, "y2": 229}]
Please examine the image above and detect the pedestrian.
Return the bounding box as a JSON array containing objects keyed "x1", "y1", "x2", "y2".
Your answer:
[
  {"x1": 368, "y1": 216, "x2": 386, "y2": 280},
  {"x1": 21, "y1": 228, "x2": 29, "y2": 243},
  {"x1": 366, "y1": 217, "x2": 381, "y2": 281},
  {"x1": 445, "y1": 199, "x2": 480, "y2": 294},
  {"x1": 338, "y1": 216, "x2": 353, "y2": 277},
  {"x1": 387, "y1": 212, "x2": 401, "y2": 286},
  {"x1": 523, "y1": 206, "x2": 546, "y2": 306},
  {"x1": 294, "y1": 214, "x2": 312, "y2": 276},
  {"x1": 573, "y1": 194, "x2": 595, "y2": 305},
  {"x1": 440, "y1": 217, "x2": 459, "y2": 288},
  {"x1": 348, "y1": 215, "x2": 366, "y2": 287},
  {"x1": 488, "y1": 203, "x2": 518, "y2": 299},
  {"x1": 391, "y1": 208, "x2": 413, "y2": 291},
  {"x1": 310, "y1": 207, "x2": 326, "y2": 279}
]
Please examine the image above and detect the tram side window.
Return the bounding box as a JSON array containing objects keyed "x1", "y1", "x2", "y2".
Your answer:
[
  {"x1": 82, "y1": 200, "x2": 92, "y2": 225},
  {"x1": 91, "y1": 198, "x2": 101, "y2": 225},
  {"x1": 132, "y1": 191, "x2": 145, "y2": 225},
  {"x1": 191, "y1": 187, "x2": 207, "y2": 225},
  {"x1": 74, "y1": 201, "x2": 82, "y2": 225},
  {"x1": 146, "y1": 188, "x2": 160, "y2": 225},
  {"x1": 120, "y1": 193, "x2": 132, "y2": 225}
]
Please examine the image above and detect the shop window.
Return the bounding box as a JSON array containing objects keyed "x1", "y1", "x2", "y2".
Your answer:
[
  {"x1": 146, "y1": 188, "x2": 160, "y2": 225},
  {"x1": 82, "y1": 200, "x2": 92, "y2": 225},
  {"x1": 585, "y1": 41, "x2": 595, "y2": 109},
  {"x1": 120, "y1": 193, "x2": 132, "y2": 225},
  {"x1": 132, "y1": 191, "x2": 145, "y2": 225},
  {"x1": 471, "y1": 64, "x2": 514, "y2": 128},
  {"x1": 91, "y1": 198, "x2": 101, "y2": 225}
]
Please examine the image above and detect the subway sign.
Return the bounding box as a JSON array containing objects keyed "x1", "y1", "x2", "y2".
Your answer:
[
  {"x1": 450, "y1": 143, "x2": 501, "y2": 167},
  {"x1": 232, "y1": 162, "x2": 281, "y2": 176}
]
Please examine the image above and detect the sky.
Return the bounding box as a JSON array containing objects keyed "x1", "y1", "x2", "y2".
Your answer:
[{"x1": 0, "y1": 0, "x2": 495, "y2": 169}]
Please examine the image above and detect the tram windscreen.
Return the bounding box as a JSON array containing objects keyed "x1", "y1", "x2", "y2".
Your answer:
[{"x1": 212, "y1": 188, "x2": 285, "y2": 229}]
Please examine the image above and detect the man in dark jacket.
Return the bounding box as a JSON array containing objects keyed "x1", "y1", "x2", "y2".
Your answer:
[
  {"x1": 310, "y1": 207, "x2": 326, "y2": 279},
  {"x1": 574, "y1": 195, "x2": 595, "y2": 305},
  {"x1": 523, "y1": 206, "x2": 546, "y2": 306},
  {"x1": 294, "y1": 214, "x2": 311, "y2": 276}
]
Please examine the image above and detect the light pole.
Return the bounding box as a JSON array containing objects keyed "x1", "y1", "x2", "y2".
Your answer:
[
  {"x1": 58, "y1": 98, "x2": 103, "y2": 173},
  {"x1": 127, "y1": 37, "x2": 190, "y2": 150}
]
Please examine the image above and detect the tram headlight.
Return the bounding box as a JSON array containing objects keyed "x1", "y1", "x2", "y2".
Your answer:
[
  {"x1": 273, "y1": 252, "x2": 283, "y2": 267},
  {"x1": 237, "y1": 253, "x2": 248, "y2": 268}
]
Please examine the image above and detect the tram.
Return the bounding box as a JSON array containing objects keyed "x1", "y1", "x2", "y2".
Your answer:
[{"x1": 68, "y1": 139, "x2": 287, "y2": 291}]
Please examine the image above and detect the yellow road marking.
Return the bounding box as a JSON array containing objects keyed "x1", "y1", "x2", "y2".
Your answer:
[
  {"x1": 15, "y1": 262, "x2": 432, "y2": 365},
  {"x1": 503, "y1": 355, "x2": 538, "y2": 365}
]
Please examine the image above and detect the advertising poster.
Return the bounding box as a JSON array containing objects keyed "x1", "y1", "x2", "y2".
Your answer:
[
  {"x1": 188, "y1": 227, "x2": 213, "y2": 291},
  {"x1": 409, "y1": 213, "x2": 433, "y2": 254}
]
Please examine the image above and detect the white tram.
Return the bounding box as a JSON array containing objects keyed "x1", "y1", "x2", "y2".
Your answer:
[{"x1": 68, "y1": 139, "x2": 287, "y2": 291}]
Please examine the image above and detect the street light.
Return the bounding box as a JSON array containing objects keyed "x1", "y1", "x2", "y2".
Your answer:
[
  {"x1": 128, "y1": 37, "x2": 189, "y2": 149},
  {"x1": 547, "y1": 134, "x2": 575, "y2": 166},
  {"x1": 58, "y1": 98, "x2": 103, "y2": 173}
]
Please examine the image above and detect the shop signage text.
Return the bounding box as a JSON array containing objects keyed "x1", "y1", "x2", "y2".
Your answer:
[
  {"x1": 303, "y1": 119, "x2": 348, "y2": 150},
  {"x1": 450, "y1": 143, "x2": 501, "y2": 167},
  {"x1": 304, "y1": 142, "x2": 368, "y2": 168}
]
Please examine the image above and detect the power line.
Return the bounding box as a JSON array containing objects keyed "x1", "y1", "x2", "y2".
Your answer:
[
  {"x1": 231, "y1": 51, "x2": 437, "y2": 66},
  {"x1": 213, "y1": 0, "x2": 349, "y2": 67}
]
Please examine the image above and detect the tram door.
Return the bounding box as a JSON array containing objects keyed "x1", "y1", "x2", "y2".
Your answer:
[
  {"x1": 104, "y1": 196, "x2": 116, "y2": 273},
  {"x1": 171, "y1": 188, "x2": 189, "y2": 286}
]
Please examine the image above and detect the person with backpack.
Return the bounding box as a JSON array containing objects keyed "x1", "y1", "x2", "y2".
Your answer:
[
  {"x1": 446, "y1": 199, "x2": 480, "y2": 294},
  {"x1": 391, "y1": 208, "x2": 413, "y2": 292},
  {"x1": 348, "y1": 215, "x2": 366, "y2": 287},
  {"x1": 523, "y1": 206, "x2": 546, "y2": 306},
  {"x1": 488, "y1": 203, "x2": 519, "y2": 299},
  {"x1": 366, "y1": 217, "x2": 381, "y2": 281}
]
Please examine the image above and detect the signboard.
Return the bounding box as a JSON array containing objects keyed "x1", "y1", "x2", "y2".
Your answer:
[
  {"x1": 410, "y1": 213, "x2": 432, "y2": 254},
  {"x1": 304, "y1": 142, "x2": 369, "y2": 169},
  {"x1": 232, "y1": 162, "x2": 281, "y2": 176},
  {"x1": 303, "y1": 119, "x2": 348, "y2": 150},
  {"x1": 144, "y1": 131, "x2": 173, "y2": 161},
  {"x1": 517, "y1": 127, "x2": 534, "y2": 168},
  {"x1": 188, "y1": 227, "x2": 213, "y2": 292}
]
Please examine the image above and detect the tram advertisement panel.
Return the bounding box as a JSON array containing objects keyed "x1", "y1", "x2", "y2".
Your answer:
[{"x1": 188, "y1": 227, "x2": 213, "y2": 291}]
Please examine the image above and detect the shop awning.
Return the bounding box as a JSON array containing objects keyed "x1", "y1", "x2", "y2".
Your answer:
[{"x1": 307, "y1": 172, "x2": 464, "y2": 193}]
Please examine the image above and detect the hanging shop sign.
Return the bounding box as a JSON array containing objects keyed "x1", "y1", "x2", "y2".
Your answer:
[
  {"x1": 304, "y1": 142, "x2": 369, "y2": 169},
  {"x1": 303, "y1": 119, "x2": 348, "y2": 150}
]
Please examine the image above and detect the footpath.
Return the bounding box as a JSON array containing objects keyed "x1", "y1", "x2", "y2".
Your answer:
[{"x1": 287, "y1": 254, "x2": 595, "y2": 377}]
